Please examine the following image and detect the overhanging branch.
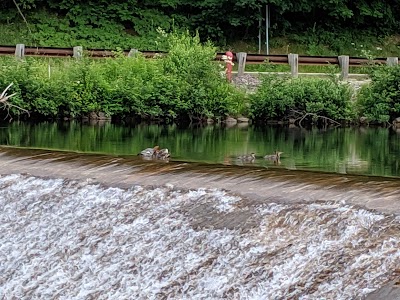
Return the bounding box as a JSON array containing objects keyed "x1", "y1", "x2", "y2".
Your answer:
[
  {"x1": 0, "y1": 83, "x2": 30, "y2": 120},
  {"x1": 290, "y1": 109, "x2": 341, "y2": 128}
]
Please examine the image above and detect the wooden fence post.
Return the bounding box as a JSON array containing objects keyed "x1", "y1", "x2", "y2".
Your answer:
[
  {"x1": 15, "y1": 44, "x2": 25, "y2": 60},
  {"x1": 128, "y1": 49, "x2": 139, "y2": 57},
  {"x1": 338, "y1": 55, "x2": 349, "y2": 80},
  {"x1": 386, "y1": 57, "x2": 398, "y2": 66},
  {"x1": 73, "y1": 46, "x2": 83, "y2": 59},
  {"x1": 288, "y1": 53, "x2": 298, "y2": 78},
  {"x1": 236, "y1": 52, "x2": 247, "y2": 76}
]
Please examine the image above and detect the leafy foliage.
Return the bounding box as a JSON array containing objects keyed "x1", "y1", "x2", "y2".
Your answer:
[
  {"x1": 0, "y1": 32, "x2": 245, "y2": 121},
  {"x1": 356, "y1": 66, "x2": 400, "y2": 123},
  {"x1": 249, "y1": 75, "x2": 353, "y2": 123},
  {"x1": 163, "y1": 31, "x2": 242, "y2": 119},
  {"x1": 2, "y1": 0, "x2": 400, "y2": 48}
]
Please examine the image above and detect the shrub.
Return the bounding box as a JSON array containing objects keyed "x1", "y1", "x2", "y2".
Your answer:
[
  {"x1": 0, "y1": 31, "x2": 246, "y2": 121},
  {"x1": 356, "y1": 66, "x2": 400, "y2": 123},
  {"x1": 162, "y1": 31, "x2": 245, "y2": 120},
  {"x1": 249, "y1": 76, "x2": 295, "y2": 120},
  {"x1": 249, "y1": 75, "x2": 353, "y2": 123}
]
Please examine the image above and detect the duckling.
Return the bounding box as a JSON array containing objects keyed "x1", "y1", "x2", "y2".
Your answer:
[
  {"x1": 264, "y1": 151, "x2": 283, "y2": 161},
  {"x1": 237, "y1": 153, "x2": 256, "y2": 162},
  {"x1": 139, "y1": 145, "x2": 160, "y2": 157},
  {"x1": 156, "y1": 148, "x2": 170, "y2": 160}
]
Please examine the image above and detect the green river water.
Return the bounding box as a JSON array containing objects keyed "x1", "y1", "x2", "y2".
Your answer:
[{"x1": 1, "y1": 120, "x2": 399, "y2": 178}]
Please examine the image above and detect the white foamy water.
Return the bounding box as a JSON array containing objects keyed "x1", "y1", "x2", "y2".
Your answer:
[{"x1": 0, "y1": 173, "x2": 399, "y2": 299}]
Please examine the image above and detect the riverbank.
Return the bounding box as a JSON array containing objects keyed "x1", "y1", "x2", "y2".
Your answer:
[{"x1": 0, "y1": 44, "x2": 394, "y2": 126}]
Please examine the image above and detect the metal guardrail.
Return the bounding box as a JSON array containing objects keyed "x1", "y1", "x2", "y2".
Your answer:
[
  {"x1": 227, "y1": 53, "x2": 388, "y2": 66},
  {"x1": 0, "y1": 45, "x2": 390, "y2": 66},
  {"x1": 0, "y1": 45, "x2": 167, "y2": 59}
]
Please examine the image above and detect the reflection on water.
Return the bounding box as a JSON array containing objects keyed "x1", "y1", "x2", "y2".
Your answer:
[{"x1": 0, "y1": 121, "x2": 400, "y2": 177}]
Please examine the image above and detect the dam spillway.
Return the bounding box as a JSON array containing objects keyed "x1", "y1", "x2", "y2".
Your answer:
[{"x1": 1, "y1": 147, "x2": 400, "y2": 299}]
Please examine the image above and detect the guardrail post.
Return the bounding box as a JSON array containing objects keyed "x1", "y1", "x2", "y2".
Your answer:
[
  {"x1": 288, "y1": 54, "x2": 298, "y2": 78},
  {"x1": 15, "y1": 44, "x2": 25, "y2": 60},
  {"x1": 128, "y1": 49, "x2": 139, "y2": 57},
  {"x1": 338, "y1": 55, "x2": 349, "y2": 80},
  {"x1": 386, "y1": 57, "x2": 398, "y2": 66},
  {"x1": 236, "y1": 52, "x2": 247, "y2": 76},
  {"x1": 73, "y1": 46, "x2": 83, "y2": 59}
]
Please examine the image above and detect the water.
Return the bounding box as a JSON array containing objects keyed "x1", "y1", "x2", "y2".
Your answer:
[
  {"x1": 1, "y1": 121, "x2": 400, "y2": 298},
  {"x1": 1, "y1": 121, "x2": 400, "y2": 177},
  {"x1": 1, "y1": 173, "x2": 399, "y2": 299}
]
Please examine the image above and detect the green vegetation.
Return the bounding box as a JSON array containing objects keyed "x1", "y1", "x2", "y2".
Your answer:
[
  {"x1": 249, "y1": 75, "x2": 354, "y2": 124},
  {"x1": 248, "y1": 65, "x2": 400, "y2": 125},
  {"x1": 0, "y1": 32, "x2": 245, "y2": 122},
  {"x1": 2, "y1": 34, "x2": 400, "y2": 126},
  {"x1": 356, "y1": 66, "x2": 400, "y2": 123},
  {"x1": 2, "y1": 0, "x2": 400, "y2": 58}
]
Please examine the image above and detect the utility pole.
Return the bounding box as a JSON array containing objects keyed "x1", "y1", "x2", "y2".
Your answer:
[
  {"x1": 266, "y1": 5, "x2": 270, "y2": 55},
  {"x1": 258, "y1": 7, "x2": 262, "y2": 54}
]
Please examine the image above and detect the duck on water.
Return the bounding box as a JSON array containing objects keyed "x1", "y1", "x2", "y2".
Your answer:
[
  {"x1": 139, "y1": 146, "x2": 170, "y2": 160},
  {"x1": 264, "y1": 151, "x2": 283, "y2": 161},
  {"x1": 236, "y1": 153, "x2": 256, "y2": 162},
  {"x1": 140, "y1": 148, "x2": 282, "y2": 163},
  {"x1": 235, "y1": 151, "x2": 284, "y2": 165}
]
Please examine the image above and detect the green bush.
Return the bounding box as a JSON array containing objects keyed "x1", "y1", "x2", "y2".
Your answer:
[
  {"x1": 249, "y1": 76, "x2": 294, "y2": 120},
  {"x1": 0, "y1": 32, "x2": 246, "y2": 121},
  {"x1": 162, "y1": 31, "x2": 245, "y2": 120},
  {"x1": 249, "y1": 75, "x2": 353, "y2": 123},
  {"x1": 356, "y1": 66, "x2": 400, "y2": 123}
]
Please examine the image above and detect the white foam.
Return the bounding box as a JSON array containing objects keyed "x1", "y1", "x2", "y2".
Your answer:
[{"x1": 0, "y1": 174, "x2": 398, "y2": 299}]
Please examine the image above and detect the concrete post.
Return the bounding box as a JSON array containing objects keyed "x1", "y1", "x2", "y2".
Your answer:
[
  {"x1": 288, "y1": 54, "x2": 298, "y2": 78},
  {"x1": 15, "y1": 44, "x2": 25, "y2": 60},
  {"x1": 386, "y1": 57, "x2": 398, "y2": 67},
  {"x1": 128, "y1": 49, "x2": 139, "y2": 57},
  {"x1": 338, "y1": 55, "x2": 349, "y2": 80},
  {"x1": 236, "y1": 52, "x2": 247, "y2": 76},
  {"x1": 73, "y1": 46, "x2": 83, "y2": 59}
]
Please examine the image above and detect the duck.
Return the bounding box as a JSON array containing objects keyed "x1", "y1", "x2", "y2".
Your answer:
[
  {"x1": 237, "y1": 153, "x2": 256, "y2": 162},
  {"x1": 155, "y1": 148, "x2": 170, "y2": 160},
  {"x1": 139, "y1": 145, "x2": 160, "y2": 157},
  {"x1": 264, "y1": 151, "x2": 283, "y2": 161},
  {"x1": 139, "y1": 146, "x2": 171, "y2": 160}
]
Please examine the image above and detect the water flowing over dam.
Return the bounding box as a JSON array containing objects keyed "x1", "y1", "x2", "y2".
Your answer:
[{"x1": 1, "y1": 146, "x2": 400, "y2": 299}]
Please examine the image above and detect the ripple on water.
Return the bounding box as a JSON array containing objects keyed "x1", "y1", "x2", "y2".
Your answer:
[{"x1": 0, "y1": 173, "x2": 399, "y2": 299}]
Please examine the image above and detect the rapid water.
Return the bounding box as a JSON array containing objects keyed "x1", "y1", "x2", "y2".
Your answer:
[{"x1": 1, "y1": 173, "x2": 400, "y2": 299}]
